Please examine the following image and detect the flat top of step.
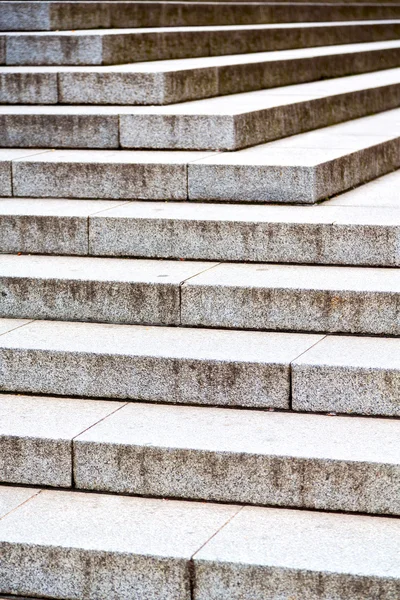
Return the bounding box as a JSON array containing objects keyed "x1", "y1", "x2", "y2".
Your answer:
[
  {"x1": 1, "y1": 39, "x2": 398, "y2": 73},
  {"x1": 0, "y1": 318, "x2": 323, "y2": 362},
  {"x1": 1, "y1": 67, "x2": 398, "y2": 116},
  {"x1": 180, "y1": 261, "x2": 400, "y2": 292},
  {"x1": 0, "y1": 486, "x2": 40, "y2": 519},
  {"x1": 4, "y1": 253, "x2": 400, "y2": 293},
  {"x1": 0, "y1": 254, "x2": 218, "y2": 283},
  {"x1": 2, "y1": 194, "x2": 399, "y2": 222},
  {"x1": 72, "y1": 399, "x2": 400, "y2": 463},
  {"x1": 0, "y1": 393, "x2": 125, "y2": 440},
  {"x1": 4, "y1": 18, "x2": 399, "y2": 36},
  {"x1": 0, "y1": 486, "x2": 399, "y2": 578},
  {"x1": 0, "y1": 487, "x2": 239, "y2": 557},
  {"x1": 327, "y1": 169, "x2": 400, "y2": 207},
  {"x1": 1, "y1": 148, "x2": 216, "y2": 164}
]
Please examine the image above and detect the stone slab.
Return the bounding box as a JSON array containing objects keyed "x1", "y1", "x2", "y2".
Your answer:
[
  {"x1": 3, "y1": 40, "x2": 400, "y2": 105},
  {"x1": 194, "y1": 506, "x2": 400, "y2": 600},
  {"x1": 5, "y1": 69, "x2": 400, "y2": 149},
  {"x1": 0, "y1": 149, "x2": 52, "y2": 197},
  {"x1": 11, "y1": 149, "x2": 213, "y2": 200},
  {"x1": 0, "y1": 198, "x2": 124, "y2": 255},
  {"x1": 0, "y1": 489, "x2": 239, "y2": 600},
  {"x1": 3, "y1": 2, "x2": 400, "y2": 32},
  {"x1": 0, "y1": 394, "x2": 124, "y2": 487},
  {"x1": 5, "y1": 21, "x2": 400, "y2": 66},
  {"x1": 74, "y1": 402, "x2": 400, "y2": 514},
  {"x1": 326, "y1": 168, "x2": 400, "y2": 208},
  {"x1": 188, "y1": 108, "x2": 400, "y2": 202},
  {"x1": 0, "y1": 107, "x2": 119, "y2": 149},
  {"x1": 0, "y1": 318, "x2": 322, "y2": 408},
  {"x1": 0, "y1": 485, "x2": 39, "y2": 519},
  {"x1": 0, "y1": 318, "x2": 31, "y2": 337},
  {"x1": 292, "y1": 335, "x2": 400, "y2": 416},
  {"x1": 182, "y1": 262, "x2": 400, "y2": 335},
  {"x1": 119, "y1": 68, "x2": 400, "y2": 150},
  {"x1": 0, "y1": 254, "x2": 216, "y2": 325},
  {"x1": 89, "y1": 200, "x2": 400, "y2": 267},
  {"x1": 0, "y1": 71, "x2": 57, "y2": 104}
]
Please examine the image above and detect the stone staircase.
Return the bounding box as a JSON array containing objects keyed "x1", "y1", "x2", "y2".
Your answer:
[{"x1": 0, "y1": 1, "x2": 399, "y2": 598}]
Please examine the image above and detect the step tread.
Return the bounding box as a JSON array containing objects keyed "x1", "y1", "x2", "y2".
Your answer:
[{"x1": 0, "y1": 485, "x2": 399, "y2": 600}]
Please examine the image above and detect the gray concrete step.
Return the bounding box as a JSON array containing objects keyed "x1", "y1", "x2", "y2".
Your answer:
[
  {"x1": 2, "y1": 254, "x2": 400, "y2": 335},
  {"x1": 181, "y1": 261, "x2": 400, "y2": 335},
  {"x1": 3, "y1": 40, "x2": 400, "y2": 105},
  {"x1": 1, "y1": 170, "x2": 399, "y2": 265},
  {"x1": 2, "y1": 68, "x2": 400, "y2": 150},
  {"x1": 0, "y1": 485, "x2": 399, "y2": 600},
  {"x1": 0, "y1": 317, "x2": 322, "y2": 408},
  {"x1": 3, "y1": 20, "x2": 400, "y2": 66},
  {"x1": 3, "y1": 1, "x2": 400, "y2": 31},
  {"x1": 3, "y1": 109, "x2": 400, "y2": 203},
  {"x1": 0, "y1": 393, "x2": 399, "y2": 514},
  {"x1": 0, "y1": 318, "x2": 399, "y2": 416},
  {"x1": 0, "y1": 254, "x2": 218, "y2": 325}
]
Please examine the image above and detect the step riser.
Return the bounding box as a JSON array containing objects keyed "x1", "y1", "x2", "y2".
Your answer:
[
  {"x1": 2, "y1": 83, "x2": 400, "y2": 150},
  {"x1": 3, "y1": 207, "x2": 399, "y2": 267},
  {"x1": 1, "y1": 269, "x2": 399, "y2": 336},
  {"x1": 4, "y1": 23, "x2": 400, "y2": 66},
  {"x1": 4, "y1": 3, "x2": 400, "y2": 32},
  {"x1": 3, "y1": 45, "x2": 400, "y2": 105}
]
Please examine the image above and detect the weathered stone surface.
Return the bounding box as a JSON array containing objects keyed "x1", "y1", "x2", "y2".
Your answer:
[
  {"x1": 74, "y1": 402, "x2": 400, "y2": 514},
  {"x1": 0, "y1": 107, "x2": 119, "y2": 149},
  {"x1": 0, "y1": 149, "x2": 52, "y2": 197},
  {"x1": 0, "y1": 489, "x2": 239, "y2": 600},
  {"x1": 0, "y1": 485, "x2": 39, "y2": 519},
  {"x1": 0, "y1": 198, "x2": 122, "y2": 255},
  {"x1": 326, "y1": 168, "x2": 400, "y2": 208},
  {"x1": 0, "y1": 318, "x2": 322, "y2": 408},
  {"x1": 0, "y1": 254, "x2": 215, "y2": 325},
  {"x1": 292, "y1": 335, "x2": 400, "y2": 416},
  {"x1": 188, "y1": 108, "x2": 400, "y2": 203},
  {"x1": 119, "y1": 69, "x2": 400, "y2": 150},
  {"x1": 0, "y1": 70, "x2": 57, "y2": 104},
  {"x1": 3, "y1": 2, "x2": 400, "y2": 32},
  {"x1": 0, "y1": 394, "x2": 124, "y2": 487},
  {"x1": 88, "y1": 200, "x2": 400, "y2": 267},
  {"x1": 58, "y1": 40, "x2": 400, "y2": 105},
  {"x1": 194, "y1": 507, "x2": 400, "y2": 600},
  {"x1": 181, "y1": 262, "x2": 400, "y2": 335},
  {"x1": 5, "y1": 21, "x2": 400, "y2": 66},
  {"x1": 11, "y1": 149, "x2": 211, "y2": 200}
]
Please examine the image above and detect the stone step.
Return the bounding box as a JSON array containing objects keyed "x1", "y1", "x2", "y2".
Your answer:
[
  {"x1": 0, "y1": 317, "x2": 322, "y2": 408},
  {"x1": 2, "y1": 254, "x2": 400, "y2": 336},
  {"x1": 2, "y1": 185, "x2": 400, "y2": 266},
  {"x1": 3, "y1": 20, "x2": 400, "y2": 66},
  {"x1": 3, "y1": 40, "x2": 400, "y2": 105},
  {"x1": 181, "y1": 261, "x2": 400, "y2": 336},
  {"x1": 0, "y1": 254, "x2": 218, "y2": 325},
  {"x1": 0, "y1": 485, "x2": 399, "y2": 600},
  {"x1": 5, "y1": 1, "x2": 400, "y2": 32},
  {"x1": 0, "y1": 393, "x2": 399, "y2": 515},
  {"x1": 0, "y1": 318, "x2": 399, "y2": 416},
  {"x1": 2, "y1": 68, "x2": 400, "y2": 150},
  {"x1": 3, "y1": 109, "x2": 400, "y2": 203}
]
